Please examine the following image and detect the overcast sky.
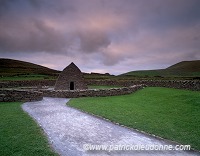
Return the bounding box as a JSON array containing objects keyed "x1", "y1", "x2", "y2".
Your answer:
[{"x1": 0, "y1": 0, "x2": 200, "y2": 74}]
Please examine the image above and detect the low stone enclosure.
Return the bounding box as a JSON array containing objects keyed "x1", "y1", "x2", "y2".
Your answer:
[
  {"x1": 41, "y1": 85, "x2": 145, "y2": 98},
  {"x1": 0, "y1": 89, "x2": 43, "y2": 102},
  {"x1": 0, "y1": 80, "x2": 55, "y2": 88},
  {"x1": 1, "y1": 79, "x2": 200, "y2": 90},
  {"x1": 0, "y1": 80, "x2": 199, "y2": 102},
  {"x1": 0, "y1": 85, "x2": 145, "y2": 102}
]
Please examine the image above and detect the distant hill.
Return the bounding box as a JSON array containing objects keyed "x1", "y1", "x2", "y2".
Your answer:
[
  {"x1": 121, "y1": 60, "x2": 200, "y2": 78},
  {"x1": 0, "y1": 58, "x2": 60, "y2": 76},
  {"x1": 0, "y1": 58, "x2": 113, "y2": 80},
  {"x1": 166, "y1": 60, "x2": 200, "y2": 72}
]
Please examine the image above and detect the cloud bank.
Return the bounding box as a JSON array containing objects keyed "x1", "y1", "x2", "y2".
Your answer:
[{"x1": 0, "y1": 0, "x2": 200, "y2": 74}]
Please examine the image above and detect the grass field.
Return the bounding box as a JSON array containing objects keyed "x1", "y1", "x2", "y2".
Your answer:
[
  {"x1": 0, "y1": 102, "x2": 57, "y2": 156},
  {"x1": 68, "y1": 87, "x2": 200, "y2": 150}
]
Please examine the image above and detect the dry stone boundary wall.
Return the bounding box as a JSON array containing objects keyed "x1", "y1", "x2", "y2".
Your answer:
[
  {"x1": 0, "y1": 80, "x2": 199, "y2": 91},
  {"x1": 0, "y1": 79, "x2": 199, "y2": 102},
  {"x1": 0, "y1": 89, "x2": 43, "y2": 102},
  {"x1": 87, "y1": 80, "x2": 200, "y2": 91},
  {"x1": 40, "y1": 85, "x2": 145, "y2": 98},
  {"x1": 0, "y1": 85, "x2": 145, "y2": 102},
  {"x1": 0, "y1": 80, "x2": 55, "y2": 88}
]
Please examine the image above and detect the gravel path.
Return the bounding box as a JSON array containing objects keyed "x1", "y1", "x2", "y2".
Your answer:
[{"x1": 22, "y1": 97, "x2": 199, "y2": 156}]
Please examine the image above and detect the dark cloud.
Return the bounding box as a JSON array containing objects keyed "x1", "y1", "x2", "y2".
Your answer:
[
  {"x1": 0, "y1": 17, "x2": 70, "y2": 53},
  {"x1": 78, "y1": 30, "x2": 111, "y2": 53},
  {"x1": 0, "y1": 0, "x2": 200, "y2": 74}
]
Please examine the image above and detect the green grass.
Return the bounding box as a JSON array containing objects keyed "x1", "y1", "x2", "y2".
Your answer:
[
  {"x1": 0, "y1": 102, "x2": 58, "y2": 156},
  {"x1": 68, "y1": 87, "x2": 200, "y2": 150},
  {"x1": 88, "y1": 85, "x2": 120, "y2": 89}
]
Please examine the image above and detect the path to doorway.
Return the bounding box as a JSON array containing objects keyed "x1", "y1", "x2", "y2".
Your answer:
[{"x1": 22, "y1": 97, "x2": 199, "y2": 156}]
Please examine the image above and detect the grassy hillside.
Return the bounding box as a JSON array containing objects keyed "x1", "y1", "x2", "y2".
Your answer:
[
  {"x1": 121, "y1": 60, "x2": 200, "y2": 78},
  {"x1": 1, "y1": 58, "x2": 199, "y2": 81},
  {"x1": 0, "y1": 58, "x2": 60, "y2": 77},
  {"x1": 0, "y1": 58, "x2": 114, "y2": 81},
  {"x1": 167, "y1": 60, "x2": 200, "y2": 72}
]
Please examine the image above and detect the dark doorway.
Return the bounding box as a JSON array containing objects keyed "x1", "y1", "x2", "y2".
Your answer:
[{"x1": 70, "y1": 82, "x2": 74, "y2": 90}]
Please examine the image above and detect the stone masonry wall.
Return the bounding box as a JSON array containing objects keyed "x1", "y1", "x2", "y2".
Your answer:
[
  {"x1": 0, "y1": 79, "x2": 199, "y2": 102},
  {"x1": 0, "y1": 79, "x2": 199, "y2": 91},
  {"x1": 86, "y1": 80, "x2": 200, "y2": 91},
  {"x1": 0, "y1": 85, "x2": 145, "y2": 101},
  {"x1": 0, "y1": 80, "x2": 56, "y2": 88},
  {"x1": 40, "y1": 85, "x2": 145, "y2": 98},
  {"x1": 0, "y1": 89, "x2": 43, "y2": 102}
]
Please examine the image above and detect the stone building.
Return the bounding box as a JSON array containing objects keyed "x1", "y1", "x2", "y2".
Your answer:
[{"x1": 54, "y1": 62, "x2": 87, "y2": 90}]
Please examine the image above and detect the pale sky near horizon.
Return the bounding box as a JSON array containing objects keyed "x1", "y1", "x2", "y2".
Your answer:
[{"x1": 0, "y1": 0, "x2": 200, "y2": 74}]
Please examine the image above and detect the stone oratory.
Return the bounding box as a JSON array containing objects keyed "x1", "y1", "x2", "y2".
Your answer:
[{"x1": 54, "y1": 62, "x2": 87, "y2": 90}]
